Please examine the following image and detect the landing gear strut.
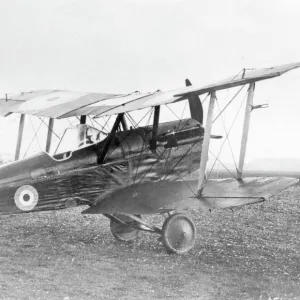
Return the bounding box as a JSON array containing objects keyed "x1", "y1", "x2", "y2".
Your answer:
[{"x1": 109, "y1": 214, "x2": 141, "y2": 242}]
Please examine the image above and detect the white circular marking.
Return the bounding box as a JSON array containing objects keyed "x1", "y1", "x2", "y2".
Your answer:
[{"x1": 14, "y1": 185, "x2": 39, "y2": 211}]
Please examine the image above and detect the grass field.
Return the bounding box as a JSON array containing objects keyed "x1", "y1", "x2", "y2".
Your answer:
[{"x1": 1, "y1": 185, "x2": 300, "y2": 300}]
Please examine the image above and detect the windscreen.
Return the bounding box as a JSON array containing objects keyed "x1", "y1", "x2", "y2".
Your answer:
[{"x1": 54, "y1": 125, "x2": 107, "y2": 155}]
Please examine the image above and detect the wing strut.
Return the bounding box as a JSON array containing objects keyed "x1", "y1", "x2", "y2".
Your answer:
[
  {"x1": 98, "y1": 113, "x2": 124, "y2": 164},
  {"x1": 197, "y1": 92, "x2": 216, "y2": 196},
  {"x1": 80, "y1": 115, "x2": 87, "y2": 124},
  {"x1": 45, "y1": 118, "x2": 54, "y2": 153},
  {"x1": 150, "y1": 106, "x2": 160, "y2": 150},
  {"x1": 14, "y1": 114, "x2": 25, "y2": 161},
  {"x1": 120, "y1": 115, "x2": 128, "y2": 131},
  {"x1": 237, "y1": 83, "x2": 255, "y2": 179}
]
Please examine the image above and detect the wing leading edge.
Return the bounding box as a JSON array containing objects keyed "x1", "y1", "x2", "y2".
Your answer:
[
  {"x1": 174, "y1": 62, "x2": 300, "y2": 97},
  {"x1": 1, "y1": 62, "x2": 299, "y2": 119}
]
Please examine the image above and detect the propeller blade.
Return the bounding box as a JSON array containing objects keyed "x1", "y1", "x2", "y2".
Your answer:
[{"x1": 185, "y1": 79, "x2": 203, "y2": 125}]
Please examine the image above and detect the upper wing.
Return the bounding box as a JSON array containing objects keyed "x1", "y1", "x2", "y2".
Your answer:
[
  {"x1": 174, "y1": 62, "x2": 300, "y2": 97},
  {"x1": 61, "y1": 89, "x2": 184, "y2": 118},
  {"x1": 80, "y1": 61, "x2": 300, "y2": 118},
  {"x1": 0, "y1": 90, "x2": 120, "y2": 118},
  {"x1": 1, "y1": 62, "x2": 299, "y2": 119}
]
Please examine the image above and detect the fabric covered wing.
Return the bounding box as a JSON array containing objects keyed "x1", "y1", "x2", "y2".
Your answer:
[
  {"x1": 59, "y1": 91, "x2": 159, "y2": 118},
  {"x1": 1, "y1": 62, "x2": 299, "y2": 119},
  {"x1": 175, "y1": 62, "x2": 300, "y2": 97},
  {"x1": 0, "y1": 90, "x2": 120, "y2": 118},
  {"x1": 91, "y1": 62, "x2": 300, "y2": 117},
  {"x1": 75, "y1": 61, "x2": 300, "y2": 118}
]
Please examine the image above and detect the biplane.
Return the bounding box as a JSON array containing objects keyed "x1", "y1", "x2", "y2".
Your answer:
[{"x1": 0, "y1": 62, "x2": 299, "y2": 254}]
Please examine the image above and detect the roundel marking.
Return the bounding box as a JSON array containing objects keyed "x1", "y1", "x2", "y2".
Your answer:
[{"x1": 14, "y1": 185, "x2": 39, "y2": 211}]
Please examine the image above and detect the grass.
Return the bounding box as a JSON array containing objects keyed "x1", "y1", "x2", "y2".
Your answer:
[{"x1": 1, "y1": 185, "x2": 300, "y2": 300}]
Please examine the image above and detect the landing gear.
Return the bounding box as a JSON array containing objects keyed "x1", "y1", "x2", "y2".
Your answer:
[
  {"x1": 109, "y1": 214, "x2": 141, "y2": 242},
  {"x1": 107, "y1": 212, "x2": 196, "y2": 254},
  {"x1": 161, "y1": 213, "x2": 196, "y2": 254}
]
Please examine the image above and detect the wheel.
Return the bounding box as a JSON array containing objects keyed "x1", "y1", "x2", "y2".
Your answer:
[
  {"x1": 161, "y1": 213, "x2": 196, "y2": 254},
  {"x1": 110, "y1": 214, "x2": 141, "y2": 242}
]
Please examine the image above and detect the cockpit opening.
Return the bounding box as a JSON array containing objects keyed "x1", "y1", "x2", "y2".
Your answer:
[{"x1": 53, "y1": 124, "x2": 108, "y2": 156}]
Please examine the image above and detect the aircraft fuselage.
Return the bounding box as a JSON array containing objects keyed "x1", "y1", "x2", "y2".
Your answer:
[{"x1": 0, "y1": 118, "x2": 203, "y2": 214}]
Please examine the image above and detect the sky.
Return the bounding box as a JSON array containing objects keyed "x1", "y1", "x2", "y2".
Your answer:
[{"x1": 1, "y1": 0, "x2": 300, "y2": 168}]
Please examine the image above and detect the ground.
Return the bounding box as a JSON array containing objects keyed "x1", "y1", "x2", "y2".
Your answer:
[{"x1": 1, "y1": 185, "x2": 300, "y2": 300}]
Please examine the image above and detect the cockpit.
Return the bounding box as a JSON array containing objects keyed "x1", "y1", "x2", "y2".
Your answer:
[{"x1": 53, "y1": 124, "x2": 107, "y2": 157}]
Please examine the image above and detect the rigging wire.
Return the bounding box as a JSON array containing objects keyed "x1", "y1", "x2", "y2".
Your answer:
[
  {"x1": 104, "y1": 108, "x2": 154, "y2": 160},
  {"x1": 124, "y1": 106, "x2": 198, "y2": 196},
  {"x1": 212, "y1": 85, "x2": 245, "y2": 124},
  {"x1": 206, "y1": 90, "x2": 248, "y2": 180},
  {"x1": 201, "y1": 93, "x2": 210, "y2": 105},
  {"x1": 132, "y1": 108, "x2": 154, "y2": 183},
  {"x1": 164, "y1": 102, "x2": 193, "y2": 135},
  {"x1": 161, "y1": 141, "x2": 200, "y2": 197},
  {"x1": 165, "y1": 100, "x2": 189, "y2": 132},
  {"x1": 23, "y1": 117, "x2": 44, "y2": 158},
  {"x1": 153, "y1": 103, "x2": 202, "y2": 192},
  {"x1": 126, "y1": 108, "x2": 184, "y2": 167},
  {"x1": 38, "y1": 117, "x2": 60, "y2": 139},
  {"x1": 208, "y1": 149, "x2": 237, "y2": 179},
  {"x1": 90, "y1": 116, "x2": 109, "y2": 133},
  {"x1": 66, "y1": 118, "x2": 73, "y2": 127},
  {"x1": 165, "y1": 103, "x2": 181, "y2": 121},
  {"x1": 88, "y1": 116, "x2": 95, "y2": 127},
  {"x1": 161, "y1": 140, "x2": 198, "y2": 182},
  {"x1": 215, "y1": 97, "x2": 238, "y2": 170},
  {"x1": 101, "y1": 115, "x2": 112, "y2": 133},
  {"x1": 156, "y1": 103, "x2": 201, "y2": 196}
]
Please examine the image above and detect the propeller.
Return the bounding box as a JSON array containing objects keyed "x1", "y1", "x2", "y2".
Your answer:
[
  {"x1": 186, "y1": 79, "x2": 222, "y2": 140},
  {"x1": 185, "y1": 79, "x2": 203, "y2": 125}
]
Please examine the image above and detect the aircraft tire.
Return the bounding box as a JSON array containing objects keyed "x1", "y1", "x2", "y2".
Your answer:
[
  {"x1": 161, "y1": 213, "x2": 196, "y2": 254},
  {"x1": 110, "y1": 214, "x2": 141, "y2": 242}
]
